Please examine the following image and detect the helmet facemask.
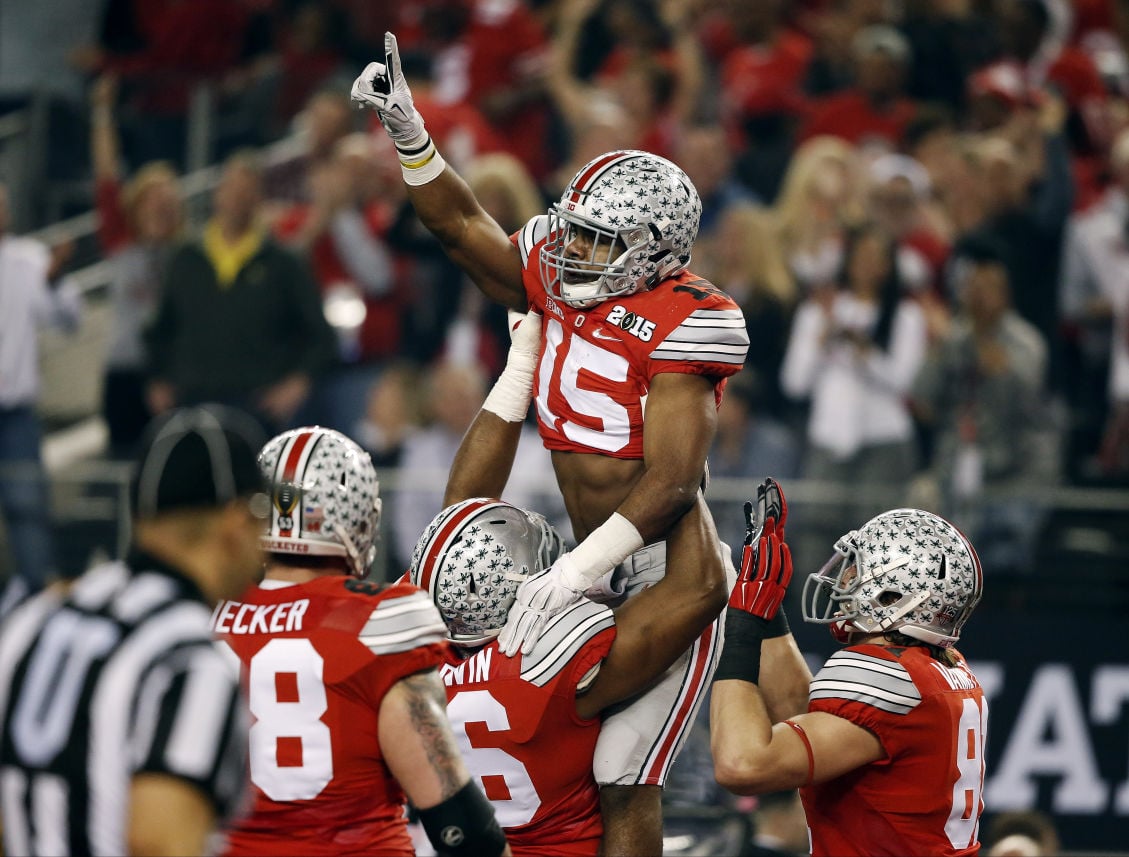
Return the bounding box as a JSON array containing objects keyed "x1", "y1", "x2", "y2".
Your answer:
[
  {"x1": 539, "y1": 150, "x2": 700, "y2": 308},
  {"x1": 541, "y1": 207, "x2": 674, "y2": 308}
]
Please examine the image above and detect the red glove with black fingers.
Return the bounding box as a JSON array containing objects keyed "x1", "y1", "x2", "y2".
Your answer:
[
  {"x1": 713, "y1": 478, "x2": 793, "y2": 685},
  {"x1": 729, "y1": 477, "x2": 793, "y2": 620}
]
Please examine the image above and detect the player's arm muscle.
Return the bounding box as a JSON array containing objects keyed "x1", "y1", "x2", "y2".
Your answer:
[
  {"x1": 711, "y1": 684, "x2": 884, "y2": 794},
  {"x1": 759, "y1": 633, "x2": 813, "y2": 724},
  {"x1": 576, "y1": 494, "x2": 726, "y2": 718},
  {"x1": 128, "y1": 773, "x2": 215, "y2": 856},
  {"x1": 444, "y1": 411, "x2": 524, "y2": 506},
  {"x1": 380, "y1": 668, "x2": 473, "y2": 808},
  {"x1": 618, "y1": 372, "x2": 718, "y2": 542},
  {"x1": 407, "y1": 169, "x2": 526, "y2": 309}
]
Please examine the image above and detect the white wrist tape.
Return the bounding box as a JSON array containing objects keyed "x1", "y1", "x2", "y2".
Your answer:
[
  {"x1": 558, "y1": 513, "x2": 644, "y2": 592},
  {"x1": 397, "y1": 132, "x2": 446, "y2": 186},
  {"x1": 482, "y1": 362, "x2": 534, "y2": 422},
  {"x1": 482, "y1": 338, "x2": 539, "y2": 423}
]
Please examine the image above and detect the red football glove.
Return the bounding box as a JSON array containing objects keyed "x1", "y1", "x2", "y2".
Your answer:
[{"x1": 729, "y1": 478, "x2": 792, "y2": 620}]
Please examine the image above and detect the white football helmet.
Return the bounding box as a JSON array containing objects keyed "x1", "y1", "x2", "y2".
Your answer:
[
  {"x1": 409, "y1": 498, "x2": 564, "y2": 647},
  {"x1": 540, "y1": 149, "x2": 702, "y2": 307},
  {"x1": 259, "y1": 427, "x2": 382, "y2": 578},
  {"x1": 802, "y1": 508, "x2": 983, "y2": 648}
]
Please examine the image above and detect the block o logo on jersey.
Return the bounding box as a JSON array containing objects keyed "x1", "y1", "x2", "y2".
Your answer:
[{"x1": 441, "y1": 826, "x2": 465, "y2": 847}]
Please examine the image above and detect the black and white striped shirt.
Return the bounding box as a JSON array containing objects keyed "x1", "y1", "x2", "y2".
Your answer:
[{"x1": 0, "y1": 552, "x2": 248, "y2": 856}]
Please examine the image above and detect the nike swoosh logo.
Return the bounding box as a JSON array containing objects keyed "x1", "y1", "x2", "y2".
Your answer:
[{"x1": 591, "y1": 329, "x2": 618, "y2": 341}]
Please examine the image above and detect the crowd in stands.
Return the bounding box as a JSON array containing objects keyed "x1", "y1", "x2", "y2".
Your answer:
[{"x1": 2, "y1": 0, "x2": 1129, "y2": 593}]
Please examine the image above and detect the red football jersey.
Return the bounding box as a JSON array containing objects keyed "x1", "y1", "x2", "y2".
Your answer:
[
  {"x1": 513, "y1": 216, "x2": 749, "y2": 459},
  {"x1": 215, "y1": 578, "x2": 449, "y2": 857},
  {"x1": 802, "y1": 645, "x2": 987, "y2": 857},
  {"x1": 441, "y1": 600, "x2": 616, "y2": 856}
]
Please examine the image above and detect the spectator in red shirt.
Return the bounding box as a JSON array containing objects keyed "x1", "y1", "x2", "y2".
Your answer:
[
  {"x1": 85, "y1": 0, "x2": 251, "y2": 167},
  {"x1": 395, "y1": 0, "x2": 554, "y2": 179},
  {"x1": 709, "y1": 0, "x2": 814, "y2": 201},
  {"x1": 546, "y1": 0, "x2": 701, "y2": 167},
  {"x1": 799, "y1": 24, "x2": 918, "y2": 154},
  {"x1": 713, "y1": 0, "x2": 814, "y2": 137},
  {"x1": 992, "y1": 0, "x2": 1112, "y2": 203}
]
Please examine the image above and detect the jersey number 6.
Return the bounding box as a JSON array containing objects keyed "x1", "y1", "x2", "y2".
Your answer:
[{"x1": 447, "y1": 690, "x2": 542, "y2": 827}]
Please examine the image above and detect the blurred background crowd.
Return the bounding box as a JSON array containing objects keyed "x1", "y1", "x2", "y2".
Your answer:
[
  {"x1": 1, "y1": 0, "x2": 1127, "y2": 852},
  {"x1": 3, "y1": 0, "x2": 1128, "y2": 609}
]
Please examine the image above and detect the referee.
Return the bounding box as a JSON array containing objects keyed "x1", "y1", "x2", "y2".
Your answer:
[{"x1": 0, "y1": 406, "x2": 268, "y2": 856}]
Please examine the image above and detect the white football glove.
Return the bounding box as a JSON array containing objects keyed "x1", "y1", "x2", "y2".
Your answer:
[
  {"x1": 497, "y1": 557, "x2": 585, "y2": 657},
  {"x1": 350, "y1": 32, "x2": 426, "y2": 145}
]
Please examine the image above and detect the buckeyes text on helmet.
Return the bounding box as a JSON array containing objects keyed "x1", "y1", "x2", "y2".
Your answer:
[
  {"x1": 801, "y1": 508, "x2": 984, "y2": 648},
  {"x1": 540, "y1": 150, "x2": 702, "y2": 308},
  {"x1": 258, "y1": 427, "x2": 382, "y2": 578},
  {"x1": 409, "y1": 498, "x2": 564, "y2": 647}
]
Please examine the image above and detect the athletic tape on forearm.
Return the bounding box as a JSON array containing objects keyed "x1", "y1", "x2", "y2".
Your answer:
[
  {"x1": 481, "y1": 349, "x2": 537, "y2": 423},
  {"x1": 396, "y1": 132, "x2": 446, "y2": 186},
  {"x1": 557, "y1": 513, "x2": 644, "y2": 592}
]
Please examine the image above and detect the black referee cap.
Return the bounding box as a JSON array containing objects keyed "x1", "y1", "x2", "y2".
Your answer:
[{"x1": 131, "y1": 406, "x2": 267, "y2": 519}]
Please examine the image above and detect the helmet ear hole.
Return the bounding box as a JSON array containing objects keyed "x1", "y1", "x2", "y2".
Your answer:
[{"x1": 877, "y1": 590, "x2": 902, "y2": 607}]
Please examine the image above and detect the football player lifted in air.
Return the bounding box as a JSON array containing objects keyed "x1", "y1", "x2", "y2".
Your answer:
[
  {"x1": 408, "y1": 309, "x2": 738, "y2": 855},
  {"x1": 353, "y1": 34, "x2": 751, "y2": 854}
]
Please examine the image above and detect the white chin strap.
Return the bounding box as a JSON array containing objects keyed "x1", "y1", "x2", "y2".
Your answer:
[
  {"x1": 331, "y1": 522, "x2": 363, "y2": 577},
  {"x1": 560, "y1": 285, "x2": 604, "y2": 308}
]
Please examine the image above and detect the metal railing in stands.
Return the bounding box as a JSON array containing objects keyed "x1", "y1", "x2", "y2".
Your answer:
[
  {"x1": 0, "y1": 107, "x2": 37, "y2": 231},
  {"x1": 0, "y1": 110, "x2": 29, "y2": 142},
  {"x1": 4, "y1": 466, "x2": 1124, "y2": 586}
]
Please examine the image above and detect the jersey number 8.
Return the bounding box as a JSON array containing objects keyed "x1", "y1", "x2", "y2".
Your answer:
[
  {"x1": 247, "y1": 638, "x2": 334, "y2": 801},
  {"x1": 945, "y1": 697, "x2": 987, "y2": 849}
]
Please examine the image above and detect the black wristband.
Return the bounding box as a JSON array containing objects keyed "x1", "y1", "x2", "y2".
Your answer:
[
  {"x1": 765, "y1": 607, "x2": 791, "y2": 639},
  {"x1": 713, "y1": 608, "x2": 769, "y2": 684},
  {"x1": 712, "y1": 607, "x2": 792, "y2": 684},
  {"x1": 418, "y1": 780, "x2": 507, "y2": 857}
]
